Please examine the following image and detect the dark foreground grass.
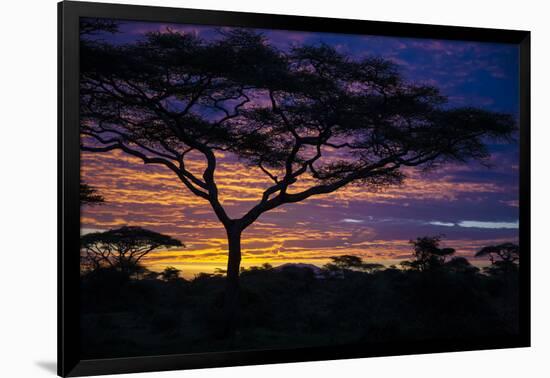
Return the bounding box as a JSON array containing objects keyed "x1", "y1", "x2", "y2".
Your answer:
[{"x1": 80, "y1": 265, "x2": 519, "y2": 359}]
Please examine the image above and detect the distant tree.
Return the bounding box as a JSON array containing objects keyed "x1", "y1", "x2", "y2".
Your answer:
[
  {"x1": 475, "y1": 243, "x2": 519, "y2": 274},
  {"x1": 261, "y1": 263, "x2": 273, "y2": 270},
  {"x1": 80, "y1": 182, "x2": 105, "y2": 206},
  {"x1": 194, "y1": 272, "x2": 217, "y2": 281},
  {"x1": 80, "y1": 26, "x2": 516, "y2": 334},
  {"x1": 143, "y1": 270, "x2": 161, "y2": 280},
  {"x1": 80, "y1": 226, "x2": 183, "y2": 275},
  {"x1": 161, "y1": 266, "x2": 183, "y2": 281},
  {"x1": 361, "y1": 263, "x2": 385, "y2": 273},
  {"x1": 325, "y1": 255, "x2": 364, "y2": 270},
  {"x1": 444, "y1": 256, "x2": 480, "y2": 274},
  {"x1": 401, "y1": 236, "x2": 455, "y2": 271},
  {"x1": 241, "y1": 262, "x2": 274, "y2": 273},
  {"x1": 324, "y1": 255, "x2": 384, "y2": 275},
  {"x1": 213, "y1": 268, "x2": 228, "y2": 277}
]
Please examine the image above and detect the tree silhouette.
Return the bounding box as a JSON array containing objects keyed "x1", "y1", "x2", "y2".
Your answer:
[
  {"x1": 80, "y1": 182, "x2": 105, "y2": 206},
  {"x1": 323, "y1": 255, "x2": 383, "y2": 275},
  {"x1": 80, "y1": 226, "x2": 183, "y2": 275},
  {"x1": 80, "y1": 26, "x2": 516, "y2": 333},
  {"x1": 444, "y1": 256, "x2": 480, "y2": 274},
  {"x1": 161, "y1": 266, "x2": 183, "y2": 282},
  {"x1": 401, "y1": 236, "x2": 456, "y2": 271},
  {"x1": 361, "y1": 262, "x2": 385, "y2": 273},
  {"x1": 325, "y1": 255, "x2": 364, "y2": 270},
  {"x1": 241, "y1": 263, "x2": 274, "y2": 273},
  {"x1": 475, "y1": 242, "x2": 519, "y2": 274}
]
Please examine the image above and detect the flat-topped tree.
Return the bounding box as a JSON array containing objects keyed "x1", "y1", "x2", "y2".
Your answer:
[
  {"x1": 80, "y1": 26, "x2": 515, "y2": 333},
  {"x1": 80, "y1": 226, "x2": 183, "y2": 274},
  {"x1": 323, "y1": 255, "x2": 384, "y2": 276},
  {"x1": 475, "y1": 243, "x2": 519, "y2": 274}
]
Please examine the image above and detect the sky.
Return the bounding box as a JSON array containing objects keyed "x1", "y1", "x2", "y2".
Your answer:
[{"x1": 81, "y1": 19, "x2": 520, "y2": 278}]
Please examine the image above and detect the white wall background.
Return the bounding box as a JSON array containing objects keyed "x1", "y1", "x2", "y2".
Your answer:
[{"x1": 1, "y1": 0, "x2": 548, "y2": 376}]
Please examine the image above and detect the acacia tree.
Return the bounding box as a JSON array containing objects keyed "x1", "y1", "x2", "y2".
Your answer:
[
  {"x1": 475, "y1": 243, "x2": 519, "y2": 274},
  {"x1": 80, "y1": 226, "x2": 183, "y2": 274},
  {"x1": 323, "y1": 255, "x2": 384, "y2": 275},
  {"x1": 80, "y1": 26, "x2": 515, "y2": 332},
  {"x1": 401, "y1": 236, "x2": 456, "y2": 271}
]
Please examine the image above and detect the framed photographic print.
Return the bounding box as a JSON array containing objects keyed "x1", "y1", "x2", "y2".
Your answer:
[{"x1": 58, "y1": 1, "x2": 530, "y2": 376}]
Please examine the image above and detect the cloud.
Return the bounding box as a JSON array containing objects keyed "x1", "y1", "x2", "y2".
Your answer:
[
  {"x1": 429, "y1": 220, "x2": 518, "y2": 229},
  {"x1": 81, "y1": 146, "x2": 519, "y2": 274},
  {"x1": 341, "y1": 218, "x2": 365, "y2": 224},
  {"x1": 457, "y1": 220, "x2": 519, "y2": 229},
  {"x1": 501, "y1": 199, "x2": 519, "y2": 208},
  {"x1": 80, "y1": 25, "x2": 520, "y2": 279},
  {"x1": 429, "y1": 221, "x2": 455, "y2": 227},
  {"x1": 80, "y1": 227, "x2": 106, "y2": 235}
]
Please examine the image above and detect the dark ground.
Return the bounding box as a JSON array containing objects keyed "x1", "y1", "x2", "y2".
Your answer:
[{"x1": 80, "y1": 264, "x2": 519, "y2": 359}]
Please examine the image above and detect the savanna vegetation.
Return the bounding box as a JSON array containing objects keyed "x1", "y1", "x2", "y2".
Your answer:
[
  {"x1": 78, "y1": 19, "x2": 520, "y2": 357},
  {"x1": 80, "y1": 20, "x2": 516, "y2": 335},
  {"x1": 80, "y1": 230, "x2": 520, "y2": 359}
]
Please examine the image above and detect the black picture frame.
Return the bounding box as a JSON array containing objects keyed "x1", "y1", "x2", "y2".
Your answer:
[{"x1": 58, "y1": 1, "x2": 531, "y2": 376}]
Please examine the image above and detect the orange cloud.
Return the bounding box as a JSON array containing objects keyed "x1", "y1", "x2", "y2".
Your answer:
[{"x1": 81, "y1": 149, "x2": 517, "y2": 279}]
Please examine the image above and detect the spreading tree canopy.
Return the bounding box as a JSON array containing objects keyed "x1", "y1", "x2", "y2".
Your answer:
[
  {"x1": 401, "y1": 235, "x2": 456, "y2": 271},
  {"x1": 475, "y1": 242, "x2": 519, "y2": 264},
  {"x1": 475, "y1": 242, "x2": 519, "y2": 274},
  {"x1": 323, "y1": 255, "x2": 384, "y2": 274},
  {"x1": 80, "y1": 226, "x2": 183, "y2": 273},
  {"x1": 80, "y1": 28, "x2": 515, "y2": 231}
]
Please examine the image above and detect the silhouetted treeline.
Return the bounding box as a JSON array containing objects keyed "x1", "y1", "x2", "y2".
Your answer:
[{"x1": 80, "y1": 236, "x2": 520, "y2": 359}]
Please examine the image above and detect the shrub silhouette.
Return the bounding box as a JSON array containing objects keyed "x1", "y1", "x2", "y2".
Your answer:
[
  {"x1": 444, "y1": 256, "x2": 480, "y2": 274},
  {"x1": 161, "y1": 266, "x2": 184, "y2": 282},
  {"x1": 79, "y1": 245, "x2": 519, "y2": 359}
]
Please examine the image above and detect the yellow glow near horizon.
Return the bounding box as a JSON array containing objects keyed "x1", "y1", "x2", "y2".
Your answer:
[{"x1": 80, "y1": 148, "x2": 517, "y2": 279}]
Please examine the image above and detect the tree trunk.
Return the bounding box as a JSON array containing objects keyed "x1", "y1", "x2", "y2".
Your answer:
[{"x1": 223, "y1": 224, "x2": 242, "y2": 337}]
